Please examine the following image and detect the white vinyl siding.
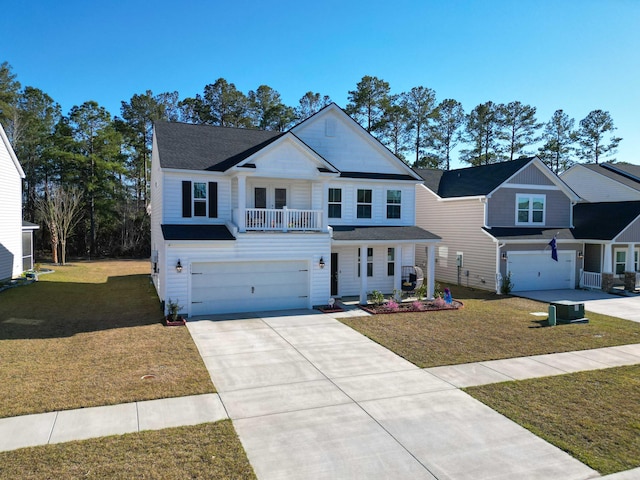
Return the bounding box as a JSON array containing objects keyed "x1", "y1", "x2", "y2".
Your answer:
[
  {"x1": 163, "y1": 173, "x2": 231, "y2": 224},
  {"x1": 0, "y1": 128, "x2": 24, "y2": 281},
  {"x1": 561, "y1": 166, "x2": 640, "y2": 202}
]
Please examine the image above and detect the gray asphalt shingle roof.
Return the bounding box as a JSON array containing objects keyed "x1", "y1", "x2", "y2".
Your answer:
[
  {"x1": 331, "y1": 225, "x2": 440, "y2": 242},
  {"x1": 154, "y1": 121, "x2": 284, "y2": 171},
  {"x1": 414, "y1": 157, "x2": 535, "y2": 198},
  {"x1": 573, "y1": 201, "x2": 640, "y2": 240},
  {"x1": 161, "y1": 224, "x2": 236, "y2": 241}
]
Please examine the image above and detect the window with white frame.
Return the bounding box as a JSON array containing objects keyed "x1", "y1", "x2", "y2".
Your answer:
[
  {"x1": 614, "y1": 248, "x2": 640, "y2": 275},
  {"x1": 386, "y1": 190, "x2": 401, "y2": 219},
  {"x1": 387, "y1": 248, "x2": 395, "y2": 276},
  {"x1": 516, "y1": 194, "x2": 545, "y2": 225},
  {"x1": 357, "y1": 189, "x2": 372, "y2": 219},
  {"x1": 357, "y1": 247, "x2": 373, "y2": 277},
  {"x1": 193, "y1": 182, "x2": 207, "y2": 217},
  {"x1": 328, "y1": 188, "x2": 342, "y2": 218}
]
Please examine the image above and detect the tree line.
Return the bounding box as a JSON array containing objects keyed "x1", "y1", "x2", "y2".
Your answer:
[{"x1": 0, "y1": 62, "x2": 623, "y2": 261}]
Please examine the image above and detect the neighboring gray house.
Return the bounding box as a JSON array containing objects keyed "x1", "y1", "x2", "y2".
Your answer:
[
  {"x1": 0, "y1": 123, "x2": 29, "y2": 280},
  {"x1": 415, "y1": 157, "x2": 583, "y2": 293}
]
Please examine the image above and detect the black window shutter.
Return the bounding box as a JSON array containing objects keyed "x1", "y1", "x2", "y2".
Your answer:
[
  {"x1": 208, "y1": 182, "x2": 218, "y2": 218},
  {"x1": 182, "y1": 181, "x2": 192, "y2": 217}
]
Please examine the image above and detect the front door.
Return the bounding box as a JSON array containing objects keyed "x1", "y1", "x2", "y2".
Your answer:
[{"x1": 331, "y1": 252, "x2": 339, "y2": 296}]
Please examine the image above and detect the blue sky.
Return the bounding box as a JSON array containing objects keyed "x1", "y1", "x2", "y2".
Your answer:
[{"x1": 3, "y1": 0, "x2": 639, "y2": 169}]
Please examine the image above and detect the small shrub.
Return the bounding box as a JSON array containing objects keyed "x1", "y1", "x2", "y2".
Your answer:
[
  {"x1": 369, "y1": 290, "x2": 385, "y2": 305},
  {"x1": 434, "y1": 282, "x2": 443, "y2": 299},
  {"x1": 392, "y1": 289, "x2": 403, "y2": 301},
  {"x1": 412, "y1": 300, "x2": 424, "y2": 311},
  {"x1": 500, "y1": 272, "x2": 514, "y2": 295},
  {"x1": 415, "y1": 283, "x2": 427, "y2": 300}
]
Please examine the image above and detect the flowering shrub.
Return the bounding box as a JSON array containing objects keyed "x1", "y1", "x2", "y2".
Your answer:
[
  {"x1": 412, "y1": 301, "x2": 424, "y2": 311},
  {"x1": 386, "y1": 299, "x2": 399, "y2": 311}
]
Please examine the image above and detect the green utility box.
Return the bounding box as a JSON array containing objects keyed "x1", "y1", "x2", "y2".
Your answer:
[{"x1": 551, "y1": 301, "x2": 588, "y2": 324}]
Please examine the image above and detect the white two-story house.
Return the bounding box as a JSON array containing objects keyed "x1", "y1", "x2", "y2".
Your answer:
[{"x1": 150, "y1": 104, "x2": 440, "y2": 316}]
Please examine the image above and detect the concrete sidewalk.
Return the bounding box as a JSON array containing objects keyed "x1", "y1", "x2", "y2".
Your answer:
[
  {"x1": 1, "y1": 306, "x2": 639, "y2": 479},
  {"x1": 0, "y1": 394, "x2": 226, "y2": 452}
]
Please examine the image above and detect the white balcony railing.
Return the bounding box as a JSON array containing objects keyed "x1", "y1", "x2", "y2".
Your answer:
[
  {"x1": 579, "y1": 269, "x2": 602, "y2": 289},
  {"x1": 245, "y1": 207, "x2": 323, "y2": 232}
]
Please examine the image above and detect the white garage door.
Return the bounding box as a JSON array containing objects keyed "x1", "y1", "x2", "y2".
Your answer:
[
  {"x1": 190, "y1": 261, "x2": 309, "y2": 316},
  {"x1": 508, "y1": 251, "x2": 575, "y2": 291}
]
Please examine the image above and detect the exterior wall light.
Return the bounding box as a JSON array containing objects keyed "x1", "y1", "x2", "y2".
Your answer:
[
  {"x1": 578, "y1": 251, "x2": 584, "y2": 259},
  {"x1": 319, "y1": 256, "x2": 325, "y2": 269},
  {"x1": 501, "y1": 252, "x2": 507, "y2": 261},
  {"x1": 176, "y1": 259, "x2": 183, "y2": 273}
]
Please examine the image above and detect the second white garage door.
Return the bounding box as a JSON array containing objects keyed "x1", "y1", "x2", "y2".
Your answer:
[
  {"x1": 507, "y1": 251, "x2": 575, "y2": 291},
  {"x1": 191, "y1": 261, "x2": 310, "y2": 316}
]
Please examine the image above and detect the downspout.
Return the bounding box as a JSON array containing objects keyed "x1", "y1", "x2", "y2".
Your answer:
[{"x1": 496, "y1": 242, "x2": 506, "y2": 294}]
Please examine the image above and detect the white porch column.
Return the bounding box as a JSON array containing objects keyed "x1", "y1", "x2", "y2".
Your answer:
[
  {"x1": 627, "y1": 243, "x2": 636, "y2": 271},
  {"x1": 603, "y1": 243, "x2": 613, "y2": 273},
  {"x1": 427, "y1": 244, "x2": 436, "y2": 299},
  {"x1": 359, "y1": 245, "x2": 368, "y2": 305},
  {"x1": 394, "y1": 244, "x2": 402, "y2": 297},
  {"x1": 238, "y1": 175, "x2": 247, "y2": 232}
]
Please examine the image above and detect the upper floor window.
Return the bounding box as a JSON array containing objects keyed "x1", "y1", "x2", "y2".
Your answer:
[
  {"x1": 193, "y1": 182, "x2": 207, "y2": 216},
  {"x1": 357, "y1": 189, "x2": 372, "y2": 218},
  {"x1": 328, "y1": 188, "x2": 342, "y2": 218},
  {"x1": 516, "y1": 194, "x2": 545, "y2": 225},
  {"x1": 182, "y1": 180, "x2": 218, "y2": 218},
  {"x1": 387, "y1": 190, "x2": 401, "y2": 219}
]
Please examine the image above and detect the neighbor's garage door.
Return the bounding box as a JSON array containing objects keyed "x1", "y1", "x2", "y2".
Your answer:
[
  {"x1": 508, "y1": 251, "x2": 575, "y2": 291},
  {"x1": 190, "y1": 261, "x2": 309, "y2": 316}
]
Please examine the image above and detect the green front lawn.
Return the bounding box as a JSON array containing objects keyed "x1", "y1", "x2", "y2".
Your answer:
[
  {"x1": 0, "y1": 260, "x2": 214, "y2": 419},
  {"x1": 466, "y1": 366, "x2": 640, "y2": 475},
  {"x1": 340, "y1": 285, "x2": 640, "y2": 368},
  {"x1": 0, "y1": 420, "x2": 256, "y2": 479}
]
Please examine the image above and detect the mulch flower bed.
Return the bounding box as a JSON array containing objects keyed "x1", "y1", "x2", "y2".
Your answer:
[{"x1": 359, "y1": 299, "x2": 463, "y2": 315}]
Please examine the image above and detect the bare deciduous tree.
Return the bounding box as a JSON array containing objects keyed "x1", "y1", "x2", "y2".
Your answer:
[{"x1": 35, "y1": 186, "x2": 83, "y2": 265}]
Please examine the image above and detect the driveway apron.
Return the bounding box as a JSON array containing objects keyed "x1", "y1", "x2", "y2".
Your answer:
[{"x1": 187, "y1": 309, "x2": 598, "y2": 480}]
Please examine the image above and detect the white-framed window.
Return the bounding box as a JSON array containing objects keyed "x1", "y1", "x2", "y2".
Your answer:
[
  {"x1": 386, "y1": 190, "x2": 401, "y2": 219},
  {"x1": 516, "y1": 194, "x2": 545, "y2": 225},
  {"x1": 387, "y1": 248, "x2": 395, "y2": 276},
  {"x1": 614, "y1": 248, "x2": 640, "y2": 275},
  {"x1": 357, "y1": 189, "x2": 372, "y2": 219},
  {"x1": 328, "y1": 188, "x2": 342, "y2": 218},
  {"x1": 357, "y1": 247, "x2": 373, "y2": 277},
  {"x1": 193, "y1": 182, "x2": 207, "y2": 217}
]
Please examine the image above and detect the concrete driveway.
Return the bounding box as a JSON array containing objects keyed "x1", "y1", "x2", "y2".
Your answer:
[
  {"x1": 188, "y1": 308, "x2": 597, "y2": 480},
  {"x1": 516, "y1": 289, "x2": 640, "y2": 323}
]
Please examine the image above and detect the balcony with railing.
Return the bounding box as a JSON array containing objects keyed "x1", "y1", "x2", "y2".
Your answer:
[{"x1": 234, "y1": 207, "x2": 324, "y2": 232}]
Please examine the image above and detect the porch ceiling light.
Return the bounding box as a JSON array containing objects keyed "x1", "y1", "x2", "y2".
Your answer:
[
  {"x1": 319, "y1": 256, "x2": 325, "y2": 269},
  {"x1": 176, "y1": 259, "x2": 183, "y2": 273}
]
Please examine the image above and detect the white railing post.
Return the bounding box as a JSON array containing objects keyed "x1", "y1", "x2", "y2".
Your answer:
[{"x1": 283, "y1": 207, "x2": 288, "y2": 232}]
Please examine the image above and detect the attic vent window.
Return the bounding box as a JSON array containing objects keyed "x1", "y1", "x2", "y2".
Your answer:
[{"x1": 325, "y1": 119, "x2": 336, "y2": 137}]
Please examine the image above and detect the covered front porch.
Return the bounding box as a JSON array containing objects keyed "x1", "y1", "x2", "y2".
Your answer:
[
  {"x1": 580, "y1": 242, "x2": 640, "y2": 292},
  {"x1": 329, "y1": 226, "x2": 440, "y2": 304}
]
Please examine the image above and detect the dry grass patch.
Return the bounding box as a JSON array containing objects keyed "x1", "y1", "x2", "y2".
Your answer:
[
  {"x1": 466, "y1": 366, "x2": 640, "y2": 475},
  {"x1": 340, "y1": 285, "x2": 640, "y2": 367},
  {"x1": 0, "y1": 420, "x2": 256, "y2": 479},
  {"x1": 0, "y1": 260, "x2": 214, "y2": 418}
]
